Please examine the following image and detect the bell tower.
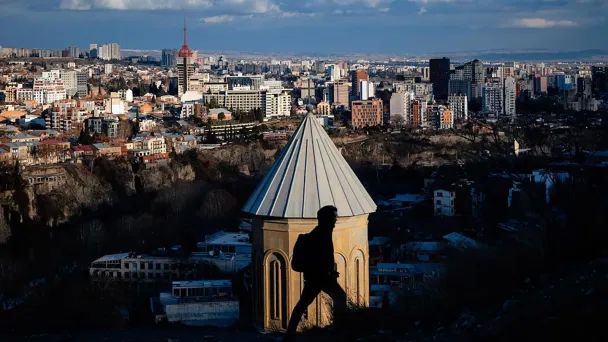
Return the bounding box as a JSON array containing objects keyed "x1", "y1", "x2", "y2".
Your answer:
[{"x1": 242, "y1": 113, "x2": 376, "y2": 331}]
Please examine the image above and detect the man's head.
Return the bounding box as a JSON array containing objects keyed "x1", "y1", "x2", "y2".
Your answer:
[{"x1": 317, "y1": 205, "x2": 338, "y2": 229}]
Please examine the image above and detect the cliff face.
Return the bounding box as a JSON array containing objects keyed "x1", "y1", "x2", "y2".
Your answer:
[{"x1": 3, "y1": 142, "x2": 282, "y2": 231}]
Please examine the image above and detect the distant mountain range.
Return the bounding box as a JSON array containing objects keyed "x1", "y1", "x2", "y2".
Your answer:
[{"x1": 119, "y1": 48, "x2": 608, "y2": 62}]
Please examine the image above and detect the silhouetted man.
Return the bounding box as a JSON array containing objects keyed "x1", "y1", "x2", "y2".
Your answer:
[{"x1": 285, "y1": 205, "x2": 347, "y2": 338}]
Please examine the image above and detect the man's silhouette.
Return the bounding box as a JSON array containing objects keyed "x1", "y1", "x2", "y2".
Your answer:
[{"x1": 285, "y1": 205, "x2": 347, "y2": 337}]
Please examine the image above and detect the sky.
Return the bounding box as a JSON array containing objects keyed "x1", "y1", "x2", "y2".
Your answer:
[{"x1": 0, "y1": 0, "x2": 606, "y2": 55}]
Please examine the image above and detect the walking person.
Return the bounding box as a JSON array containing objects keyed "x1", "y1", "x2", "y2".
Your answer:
[{"x1": 285, "y1": 205, "x2": 347, "y2": 340}]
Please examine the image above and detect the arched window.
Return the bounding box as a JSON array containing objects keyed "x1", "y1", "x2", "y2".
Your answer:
[
  {"x1": 355, "y1": 258, "x2": 361, "y2": 306},
  {"x1": 267, "y1": 253, "x2": 287, "y2": 328}
]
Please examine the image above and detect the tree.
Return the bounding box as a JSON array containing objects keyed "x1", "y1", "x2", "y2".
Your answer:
[
  {"x1": 77, "y1": 130, "x2": 94, "y2": 145},
  {"x1": 218, "y1": 112, "x2": 226, "y2": 121}
]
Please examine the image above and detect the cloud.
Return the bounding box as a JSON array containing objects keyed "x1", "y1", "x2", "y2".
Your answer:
[
  {"x1": 59, "y1": 0, "x2": 278, "y2": 13},
  {"x1": 511, "y1": 17, "x2": 578, "y2": 28},
  {"x1": 202, "y1": 15, "x2": 236, "y2": 24}
]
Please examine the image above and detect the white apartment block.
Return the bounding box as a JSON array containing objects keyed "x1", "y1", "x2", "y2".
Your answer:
[
  {"x1": 504, "y1": 77, "x2": 516, "y2": 116},
  {"x1": 448, "y1": 94, "x2": 468, "y2": 122},
  {"x1": 390, "y1": 91, "x2": 414, "y2": 125},
  {"x1": 33, "y1": 78, "x2": 66, "y2": 105},
  {"x1": 265, "y1": 89, "x2": 291, "y2": 119}
]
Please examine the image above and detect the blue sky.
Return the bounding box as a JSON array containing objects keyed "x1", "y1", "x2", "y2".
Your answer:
[{"x1": 0, "y1": 0, "x2": 606, "y2": 54}]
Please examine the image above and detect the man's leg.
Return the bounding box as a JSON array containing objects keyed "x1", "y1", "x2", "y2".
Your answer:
[
  {"x1": 286, "y1": 281, "x2": 321, "y2": 336},
  {"x1": 322, "y1": 279, "x2": 347, "y2": 315}
]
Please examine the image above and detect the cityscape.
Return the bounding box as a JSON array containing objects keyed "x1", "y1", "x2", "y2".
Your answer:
[{"x1": 1, "y1": 1, "x2": 608, "y2": 341}]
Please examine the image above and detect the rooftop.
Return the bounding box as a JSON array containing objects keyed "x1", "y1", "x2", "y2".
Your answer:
[
  {"x1": 242, "y1": 113, "x2": 376, "y2": 218},
  {"x1": 201, "y1": 231, "x2": 250, "y2": 246},
  {"x1": 172, "y1": 280, "x2": 232, "y2": 289}
]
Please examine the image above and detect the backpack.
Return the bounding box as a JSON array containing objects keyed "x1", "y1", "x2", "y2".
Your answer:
[{"x1": 291, "y1": 233, "x2": 313, "y2": 272}]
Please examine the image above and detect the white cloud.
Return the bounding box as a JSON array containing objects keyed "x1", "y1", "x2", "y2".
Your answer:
[
  {"x1": 511, "y1": 17, "x2": 578, "y2": 28},
  {"x1": 60, "y1": 0, "x2": 278, "y2": 13},
  {"x1": 202, "y1": 15, "x2": 236, "y2": 24}
]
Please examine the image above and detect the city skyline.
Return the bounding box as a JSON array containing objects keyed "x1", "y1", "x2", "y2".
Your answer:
[{"x1": 0, "y1": 0, "x2": 607, "y2": 54}]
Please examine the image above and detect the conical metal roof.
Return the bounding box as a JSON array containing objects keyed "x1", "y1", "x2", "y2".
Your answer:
[{"x1": 242, "y1": 114, "x2": 377, "y2": 219}]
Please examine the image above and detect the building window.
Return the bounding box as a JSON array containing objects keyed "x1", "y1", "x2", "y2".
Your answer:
[
  {"x1": 268, "y1": 253, "x2": 287, "y2": 328},
  {"x1": 355, "y1": 258, "x2": 361, "y2": 306}
]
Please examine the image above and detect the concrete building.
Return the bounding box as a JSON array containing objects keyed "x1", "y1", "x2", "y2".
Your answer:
[
  {"x1": 33, "y1": 78, "x2": 66, "y2": 105},
  {"x1": 157, "y1": 280, "x2": 239, "y2": 327},
  {"x1": 351, "y1": 98, "x2": 383, "y2": 129},
  {"x1": 410, "y1": 99, "x2": 427, "y2": 128},
  {"x1": 359, "y1": 80, "x2": 375, "y2": 101},
  {"x1": 448, "y1": 94, "x2": 468, "y2": 123},
  {"x1": 242, "y1": 113, "x2": 376, "y2": 331},
  {"x1": 482, "y1": 80, "x2": 503, "y2": 116},
  {"x1": 265, "y1": 89, "x2": 292, "y2": 119},
  {"x1": 330, "y1": 80, "x2": 350, "y2": 109},
  {"x1": 434, "y1": 189, "x2": 455, "y2": 216},
  {"x1": 191, "y1": 230, "x2": 252, "y2": 273},
  {"x1": 60, "y1": 70, "x2": 88, "y2": 98},
  {"x1": 389, "y1": 91, "x2": 414, "y2": 126},
  {"x1": 504, "y1": 76, "x2": 516, "y2": 116},
  {"x1": 204, "y1": 89, "x2": 265, "y2": 115}
]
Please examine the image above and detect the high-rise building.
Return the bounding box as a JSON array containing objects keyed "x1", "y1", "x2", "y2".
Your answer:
[
  {"x1": 89, "y1": 44, "x2": 98, "y2": 59},
  {"x1": 330, "y1": 80, "x2": 349, "y2": 109},
  {"x1": 533, "y1": 75, "x2": 548, "y2": 96},
  {"x1": 177, "y1": 20, "x2": 195, "y2": 96},
  {"x1": 390, "y1": 91, "x2": 414, "y2": 125},
  {"x1": 482, "y1": 80, "x2": 503, "y2": 116},
  {"x1": 351, "y1": 98, "x2": 383, "y2": 129},
  {"x1": 411, "y1": 99, "x2": 427, "y2": 128},
  {"x1": 430, "y1": 57, "x2": 450, "y2": 100},
  {"x1": 265, "y1": 89, "x2": 292, "y2": 119},
  {"x1": 448, "y1": 94, "x2": 468, "y2": 123},
  {"x1": 592, "y1": 66, "x2": 608, "y2": 95},
  {"x1": 503, "y1": 76, "x2": 516, "y2": 116},
  {"x1": 161, "y1": 49, "x2": 177, "y2": 68},
  {"x1": 359, "y1": 80, "x2": 375, "y2": 100},
  {"x1": 351, "y1": 69, "x2": 369, "y2": 99},
  {"x1": 326, "y1": 64, "x2": 341, "y2": 82},
  {"x1": 60, "y1": 70, "x2": 88, "y2": 98}
]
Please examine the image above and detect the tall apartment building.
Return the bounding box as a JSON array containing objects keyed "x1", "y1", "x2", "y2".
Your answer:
[
  {"x1": 265, "y1": 90, "x2": 292, "y2": 119},
  {"x1": 411, "y1": 99, "x2": 427, "y2": 128},
  {"x1": 359, "y1": 80, "x2": 375, "y2": 101},
  {"x1": 448, "y1": 94, "x2": 468, "y2": 123},
  {"x1": 482, "y1": 80, "x2": 503, "y2": 116},
  {"x1": 330, "y1": 80, "x2": 349, "y2": 109},
  {"x1": 92, "y1": 43, "x2": 120, "y2": 61},
  {"x1": 61, "y1": 70, "x2": 88, "y2": 97},
  {"x1": 430, "y1": 57, "x2": 450, "y2": 100},
  {"x1": 389, "y1": 91, "x2": 414, "y2": 125},
  {"x1": 351, "y1": 98, "x2": 383, "y2": 129},
  {"x1": 504, "y1": 76, "x2": 516, "y2": 116}
]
